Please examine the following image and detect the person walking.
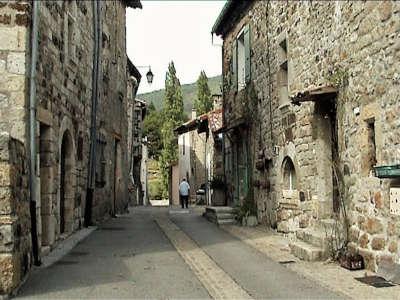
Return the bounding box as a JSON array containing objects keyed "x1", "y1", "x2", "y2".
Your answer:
[{"x1": 179, "y1": 178, "x2": 190, "y2": 209}]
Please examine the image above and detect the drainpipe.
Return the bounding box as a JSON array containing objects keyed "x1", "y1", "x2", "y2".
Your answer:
[
  {"x1": 84, "y1": 0, "x2": 101, "y2": 227},
  {"x1": 29, "y1": 0, "x2": 40, "y2": 266}
]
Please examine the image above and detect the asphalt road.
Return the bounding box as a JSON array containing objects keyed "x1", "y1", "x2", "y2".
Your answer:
[
  {"x1": 17, "y1": 207, "x2": 209, "y2": 299},
  {"x1": 17, "y1": 206, "x2": 345, "y2": 299},
  {"x1": 170, "y1": 210, "x2": 346, "y2": 299}
]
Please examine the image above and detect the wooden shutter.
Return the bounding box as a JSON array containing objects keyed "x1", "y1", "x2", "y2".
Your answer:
[
  {"x1": 232, "y1": 40, "x2": 238, "y2": 91},
  {"x1": 244, "y1": 24, "x2": 251, "y2": 84}
]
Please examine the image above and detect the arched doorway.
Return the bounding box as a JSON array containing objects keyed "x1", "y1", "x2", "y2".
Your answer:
[{"x1": 60, "y1": 130, "x2": 75, "y2": 234}]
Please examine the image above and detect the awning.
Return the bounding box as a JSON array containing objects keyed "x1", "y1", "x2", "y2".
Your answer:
[
  {"x1": 291, "y1": 85, "x2": 338, "y2": 105},
  {"x1": 214, "y1": 117, "x2": 247, "y2": 134}
]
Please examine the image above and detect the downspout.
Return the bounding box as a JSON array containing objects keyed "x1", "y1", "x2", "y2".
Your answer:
[
  {"x1": 28, "y1": 0, "x2": 40, "y2": 266},
  {"x1": 84, "y1": 0, "x2": 101, "y2": 227}
]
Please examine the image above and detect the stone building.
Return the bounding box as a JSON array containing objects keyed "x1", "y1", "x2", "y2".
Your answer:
[
  {"x1": 213, "y1": 1, "x2": 400, "y2": 270},
  {"x1": 128, "y1": 98, "x2": 147, "y2": 205},
  {"x1": 175, "y1": 96, "x2": 224, "y2": 206},
  {"x1": 0, "y1": 0, "x2": 141, "y2": 294}
]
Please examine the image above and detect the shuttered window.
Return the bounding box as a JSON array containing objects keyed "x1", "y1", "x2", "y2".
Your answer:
[{"x1": 232, "y1": 24, "x2": 251, "y2": 91}]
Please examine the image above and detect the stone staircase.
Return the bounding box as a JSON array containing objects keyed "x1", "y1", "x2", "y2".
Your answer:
[
  {"x1": 289, "y1": 219, "x2": 336, "y2": 261},
  {"x1": 203, "y1": 206, "x2": 236, "y2": 225}
]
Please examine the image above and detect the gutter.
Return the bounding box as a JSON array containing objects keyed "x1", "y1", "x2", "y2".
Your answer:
[
  {"x1": 29, "y1": 0, "x2": 41, "y2": 266},
  {"x1": 84, "y1": 0, "x2": 101, "y2": 227}
]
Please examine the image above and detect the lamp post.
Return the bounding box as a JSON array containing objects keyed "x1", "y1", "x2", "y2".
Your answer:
[{"x1": 136, "y1": 65, "x2": 154, "y2": 84}]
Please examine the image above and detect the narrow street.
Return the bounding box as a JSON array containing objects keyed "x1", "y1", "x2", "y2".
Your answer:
[{"x1": 17, "y1": 207, "x2": 345, "y2": 299}]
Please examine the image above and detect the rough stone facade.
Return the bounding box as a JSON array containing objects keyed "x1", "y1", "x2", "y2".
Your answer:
[
  {"x1": 0, "y1": 0, "x2": 139, "y2": 294},
  {"x1": 129, "y1": 99, "x2": 146, "y2": 205},
  {"x1": 215, "y1": 1, "x2": 400, "y2": 270}
]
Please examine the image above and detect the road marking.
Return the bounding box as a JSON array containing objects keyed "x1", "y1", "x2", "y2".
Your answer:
[{"x1": 155, "y1": 216, "x2": 253, "y2": 300}]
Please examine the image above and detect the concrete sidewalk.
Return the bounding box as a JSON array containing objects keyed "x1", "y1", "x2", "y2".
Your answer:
[{"x1": 222, "y1": 224, "x2": 400, "y2": 300}]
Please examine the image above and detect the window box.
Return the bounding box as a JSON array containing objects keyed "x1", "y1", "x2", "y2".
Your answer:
[{"x1": 374, "y1": 164, "x2": 400, "y2": 178}]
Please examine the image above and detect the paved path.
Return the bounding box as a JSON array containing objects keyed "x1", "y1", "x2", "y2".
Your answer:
[
  {"x1": 17, "y1": 207, "x2": 209, "y2": 299},
  {"x1": 170, "y1": 210, "x2": 345, "y2": 299},
  {"x1": 17, "y1": 206, "x2": 346, "y2": 299}
]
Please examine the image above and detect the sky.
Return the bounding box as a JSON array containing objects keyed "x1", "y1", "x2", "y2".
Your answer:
[{"x1": 126, "y1": 1, "x2": 226, "y2": 95}]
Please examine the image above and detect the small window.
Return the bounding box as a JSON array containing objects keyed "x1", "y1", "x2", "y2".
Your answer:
[
  {"x1": 283, "y1": 157, "x2": 296, "y2": 191},
  {"x1": 232, "y1": 24, "x2": 251, "y2": 91},
  {"x1": 278, "y1": 37, "x2": 289, "y2": 107}
]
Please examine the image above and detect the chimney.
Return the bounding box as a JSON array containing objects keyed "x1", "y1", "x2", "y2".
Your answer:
[{"x1": 191, "y1": 109, "x2": 197, "y2": 120}]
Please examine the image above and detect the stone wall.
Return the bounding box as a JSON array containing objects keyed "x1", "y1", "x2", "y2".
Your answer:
[
  {"x1": 0, "y1": 133, "x2": 30, "y2": 294},
  {"x1": 0, "y1": 0, "x2": 134, "y2": 294},
  {"x1": 221, "y1": 1, "x2": 400, "y2": 270},
  {"x1": 0, "y1": 0, "x2": 29, "y2": 142}
]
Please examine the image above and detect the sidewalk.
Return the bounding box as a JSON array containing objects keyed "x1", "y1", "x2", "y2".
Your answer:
[{"x1": 221, "y1": 224, "x2": 400, "y2": 300}]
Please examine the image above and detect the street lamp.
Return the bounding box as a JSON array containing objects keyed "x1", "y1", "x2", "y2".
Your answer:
[{"x1": 137, "y1": 65, "x2": 154, "y2": 84}]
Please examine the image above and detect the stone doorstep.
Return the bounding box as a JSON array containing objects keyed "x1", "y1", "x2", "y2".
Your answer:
[
  {"x1": 289, "y1": 240, "x2": 324, "y2": 261},
  {"x1": 217, "y1": 219, "x2": 236, "y2": 225},
  {"x1": 215, "y1": 212, "x2": 235, "y2": 220},
  {"x1": 296, "y1": 228, "x2": 327, "y2": 249},
  {"x1": 205, "y1": 206, "x2": 234, "y2": 213}
]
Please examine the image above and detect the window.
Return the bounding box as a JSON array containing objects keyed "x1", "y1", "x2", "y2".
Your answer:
[
  {"x1": 278, "y1": 37, "x2": 289, "y2": 107},
  {"x1": 232, "y1": 24, "x2": 251, "y2": 91},
  {"x1": 283, "y1": 157, "x2": 296, "y2": 191}
]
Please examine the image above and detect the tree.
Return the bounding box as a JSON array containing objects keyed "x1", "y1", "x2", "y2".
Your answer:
[
  {"x1": 143, "y1": 105, "x2": 163, "y2": 159},
  {"x1": 194, "y1": 70, "x2": 213, "y2": 115},
  {"x1": 160, "y1": 62, "x2": 186, "y2": 195}
]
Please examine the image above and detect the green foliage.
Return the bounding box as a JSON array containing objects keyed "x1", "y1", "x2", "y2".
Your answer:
[
  {"x1": 148, "y1": 178, "x2": 164, "y2": 200},
  {"x1": 328, "y1": 67, "x2": 349, "y2": 88},
  {"x1": 143, "y1": 107, "x2": 163, "y2": 159},
  {"x1": 138, "y1": 75, "x2": 222, "y2": 116},
  {"x1": 160, "y1": 62, "x2": 186, "y2": 194},
  {"x1": 194, "y1": 71, "x2": 213, "y2": 115},
  {"x1": 233, "y1": 198, "x2": 257, "y2": 223}
]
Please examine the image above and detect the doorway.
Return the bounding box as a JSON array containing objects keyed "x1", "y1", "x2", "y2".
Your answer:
[
  {"x1": 60, "y1": 130, "x2": 75, "y2": 234},
  {"x1": 113, "y1": 138, "x2": 122, "y2": 215},
  {"x1": 315, "y1": 98, "x2": 339, "y2": 215}
]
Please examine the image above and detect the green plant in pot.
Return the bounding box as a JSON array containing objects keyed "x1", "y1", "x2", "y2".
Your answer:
[{"x1": 233, "y1": 198, "x2": 258, "y2": 226}]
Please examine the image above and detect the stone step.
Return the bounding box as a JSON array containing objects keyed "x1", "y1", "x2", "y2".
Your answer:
[
  {"x1": 317, "y1": 219, "x2": 337, "y2": 232},
  {"x1": 215, "y1": 213, "x2": 235, "y2": 220},
  {"x1": 205, "y1": 206, "x2": 235, "y2": 214},
  {"x1": 296, "y1": 229, "x2": 326, "y2": 248},
  {"x1": 217, "y1": 218, "x2": 236, "y2": 225},
  {"x1": 289, "y1": 240, "x2": 325, "y2": 261}
]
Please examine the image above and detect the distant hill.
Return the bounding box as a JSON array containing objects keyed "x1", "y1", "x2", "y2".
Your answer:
[{"x1": 137, "y1": 75, "x2": 222, "y2": 116}]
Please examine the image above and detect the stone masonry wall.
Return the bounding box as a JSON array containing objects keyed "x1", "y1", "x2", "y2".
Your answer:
[
  {"x1": 0, "y1": 0, "x2": 29, "y2": 142},
  {"x1": 0, "y1": 133, "x2": 30, "y2": 294},
  {"x1": 222, "y1": 1, "x2": 400, "y2": 270},
  {"x1": 0, "y1": 1, "x2": 31, "y2": 294}
]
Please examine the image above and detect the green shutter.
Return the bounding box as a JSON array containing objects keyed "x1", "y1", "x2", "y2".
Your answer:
[
  {"x1": 232, "y1": 40, "x2": 238, "y2": 91},
  {"x1": 244, "y1": 24, "x2": 251, "y2": 84}
]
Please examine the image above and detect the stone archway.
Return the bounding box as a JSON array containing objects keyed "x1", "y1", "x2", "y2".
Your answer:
[
  {"x1": 58, "y1": 117, "x2": 76, "y2": 236},
  {"x1": 59, "y1": 130, "x2": 75, "y2": 234}
]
